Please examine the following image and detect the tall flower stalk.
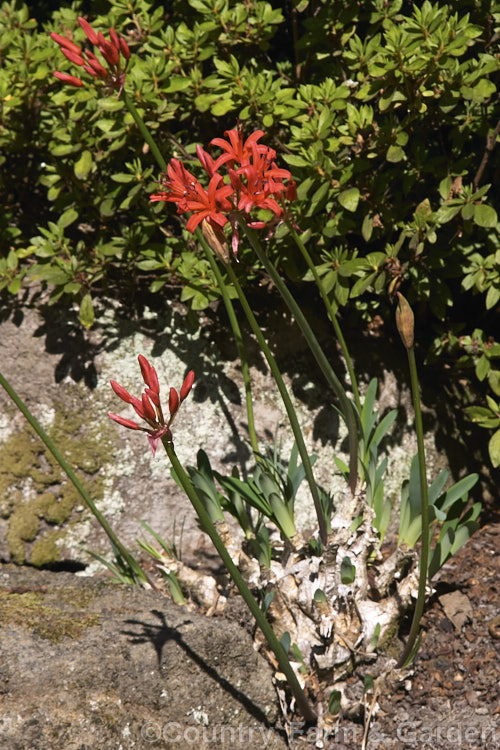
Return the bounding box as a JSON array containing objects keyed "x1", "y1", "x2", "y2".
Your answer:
[
  {"x1": 109, "y1": 357, "x2": 317, "y2": 721},
  {"x1": 147, "y1": 126, "x2": 359, "y2": 494},
  {"x1": 239, "y1": 220, "x2": 359, "y2": 493},
  {"x1": 196, "y1": 236, "x2": 259, "y2": 455},
  {"x1": 163, "y1": 439, "x2": 317, "y2": 721},
  {"x1": 286, "y1": 223, "x2": 361, "y2": 413},
  {"x1": 208, "y1": 240, "x2": 330, "y2": 544},
  {"x1": 395, "y1": 293, "x2": 430, "y2": 668}
]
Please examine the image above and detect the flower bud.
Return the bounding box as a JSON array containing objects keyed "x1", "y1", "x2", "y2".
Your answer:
[
  {"x1": 148, "y1": 366, "x2": 160, "y2": 395},
  {"x1": 86, "y1": 56, "x2": 108, "y2": 78},
  {"x1": 61, "y1": 47, "x2": 85, "y2": 66},
  {"x1": 98, "y1": 35, "x2": 119, "y2": 65},
  {"x1": 196, "y1": 145, "x2": 216, "y2": 177},
  {"x1": 78, "y1": 16, "x2": 99, "y2": 45},
  {"x1": 110, "y1": 379, "x2": 132, "y2": 403},
  {"x1": 145, "y1": 387, "x2": 160, "y2": 406},
  {"x1": 141, "y1": 393, "x2": 157, "y2": 421},
  {"x1": 285, "y1": 180, "x2": 297, "y2": 202},
  {"x1": 131, "y1": 400, "x2": 146, "y2": 420},
  {"x1": 396, "y1": 292, "x2": 415, "y2": 350},
  {"x1": 53, "y1": 71, "x2": 83, "y2": 87},
  {"x1": 108, "y1": 413, "x2": 140, "y2": 430},
  {"x1": 82, "y1": 64, "x2": 98, "y2": 78},
  {"x1": 138, "y1": 355, "x2": 152, "y2": 386},
  {"x1": 180, "y1": 370, "x2": 195, "y2": 401},
  {"x1": 50, "y1": 32, "x2": 82, "y2": 55},
  {"x1": 109, "y1": 27, "x2": 120, "y2": 50},
  {"x1": 169, "y1": 387, "x2": 179, "y2": 416},
  {"x1": 119, "y1": 37, "x2": 131, "y2": 60}
]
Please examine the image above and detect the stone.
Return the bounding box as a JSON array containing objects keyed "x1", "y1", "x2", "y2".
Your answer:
[
  {"x1": 0, "y1": 296, "x2": 453, "y2": 572},
  {"x1": 0, "y1": 565, "x2": 286, "y2": 750}
]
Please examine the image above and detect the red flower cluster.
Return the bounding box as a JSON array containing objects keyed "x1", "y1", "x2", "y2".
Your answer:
[
  {"x1": 109, "y1": 355, "x2": 195, "y2": 456},
  {"x1": 50, "y1": 17, "x2": 130, "y2": 93},
  {"x1": 150, "y1": 128, "x2": 296, "y2": 258}
]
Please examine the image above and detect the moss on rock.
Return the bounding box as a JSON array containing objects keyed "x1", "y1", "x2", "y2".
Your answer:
[
  {"x1": 30, "y1": 531, "x2": 63, "y2": 567},
  {"x1": 0, "y1": 586, "x2": 100, "y2": 642},
  {"x1": 6, "y1": 507, "x2": 40, "y2": 564},
  {"x1": 1, "y1": 386, "x2": 115, "y2": 566}
]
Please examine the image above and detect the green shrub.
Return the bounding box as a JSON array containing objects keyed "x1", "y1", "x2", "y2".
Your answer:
[{"x1": 0, "y1": 0, "x2": 498, "y2": 461}]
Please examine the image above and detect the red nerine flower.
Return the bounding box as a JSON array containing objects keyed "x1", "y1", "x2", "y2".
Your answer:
[
  {"x1": 109, "y1": 355, "x2": 194, "y2": 456},
  {"x1": 151, "y1": 160, "x2": 234, "y2": 233},
  {"x1": 150, "y1": 127, "x2": 296, "y2": 258},
  {"x1": 210, "y1": 128, "x2": 272, "y2": 171},
  {"x1": 229, "y1": 142, "x2": 291, "y2": 219},
  {"x1": 50, "y1": 16, "x2": 130, "y2": 93}
]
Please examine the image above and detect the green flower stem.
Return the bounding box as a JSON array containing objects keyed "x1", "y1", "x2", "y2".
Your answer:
[
  {"x1": 122, "y1": 90, "x2": 169, "y2": 173},
  {"x1": 287, "y1": 223, "x2": 361, "y2": 413},
  {"x1": 163, "y1": 437, "x2": 317, "y2": 722},
  {"x1": 195, "y1": 228, "x2": 259, "y2": 455},
  {"x1": 396, "y1": 345, "x2": 430, "y2": 668},
  {"x1": 0, "y1": 371, "x2": 153, "y2": 588},
  {"x1": 121, "y1": 93, "x2": 262, "y2": 455},
  {"x1": 222, "y1": 260, "x2": 328, "y2": 545},
  {"x1": 241, "y1": 222, "x2": 358, "y2": 493},
  {"x1": 118, "y1": 95, "x2": 330, "y2": 538}
]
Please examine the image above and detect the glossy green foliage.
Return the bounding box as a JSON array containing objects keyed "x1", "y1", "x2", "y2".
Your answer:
[
  {"x1": 215, "y1": 441, "x2": 316, "y2": 540},
  {"x1": 399, "y1": 455, "x2": 480, "y2": 576},
  {"x1": 0, "y1": 0, "x2": 498, "y2": 447},
  {"x1": 335, "y1": 378, "x2": 397, "y2": 540},
  {"x1": 428, "y1": 327, "x2": 500, "y2": 465}
]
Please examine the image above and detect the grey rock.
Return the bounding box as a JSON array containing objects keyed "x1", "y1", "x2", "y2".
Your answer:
[{"x1": 0, "y1": 565, "x2": 286, "y2": 750}]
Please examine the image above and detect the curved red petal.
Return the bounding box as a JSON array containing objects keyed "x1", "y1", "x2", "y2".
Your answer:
[{"x1": 186, "y1": 211, "x2": 209, "y2": 233}]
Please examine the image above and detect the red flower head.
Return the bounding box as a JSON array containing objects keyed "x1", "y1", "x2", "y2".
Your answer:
[
  {"x1": 151, "y1": 127, "x2": 297, "y2": 259},
  {"x1": 50, "y1": 17, "x2": 130, "y2": 94},
  {"x1": 109, "y1": 356, "x2": 195, "y2": 456}
]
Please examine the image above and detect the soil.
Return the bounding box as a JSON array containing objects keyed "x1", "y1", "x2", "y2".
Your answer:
[
  {"x1": 0, "y1": 523, "x2": 497, "y2": 749},
  {"x1": 338, "y1": 520, "x2": 500, "y2": 750}
]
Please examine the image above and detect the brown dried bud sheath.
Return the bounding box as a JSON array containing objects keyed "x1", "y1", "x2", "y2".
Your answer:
[{"x1": 396, "y1": 292, "x2": 415, "y2": 350}]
